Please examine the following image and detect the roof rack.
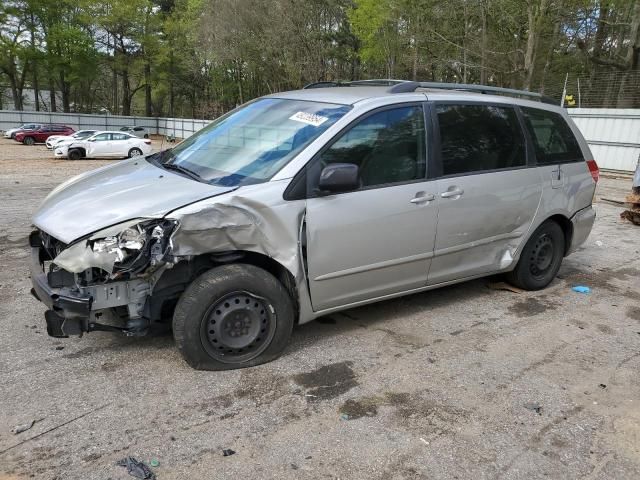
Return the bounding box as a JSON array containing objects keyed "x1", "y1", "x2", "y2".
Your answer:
[
  {"x1": 303, "y1": 79, "x2": 557, "y2": 104},
  {"x1": 303, "y1": 79, "x2": 407, "y2": 89}
]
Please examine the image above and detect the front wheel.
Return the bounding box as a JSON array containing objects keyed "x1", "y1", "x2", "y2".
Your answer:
[
  {"x1": 173, "y1": 264, "x2": 295, "y2": 370},
  {"x1": 128, "y1": 148, "x2": 142, "y2": 158},
  {"x1": 67, "y1": 149, "x2": 82, "y2": 160},
  {"x1": 505, "y1": 220, "x2": 565, "y2": 290}
]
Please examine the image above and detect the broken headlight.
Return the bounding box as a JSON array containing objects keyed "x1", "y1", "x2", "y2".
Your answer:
[{"x1": 90, "y1": 220, "x2": 177, "y2": 274}]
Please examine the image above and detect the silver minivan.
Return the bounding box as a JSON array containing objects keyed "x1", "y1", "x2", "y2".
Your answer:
[{"x1": 29, "y1": 81, "x2": 599, "y2": 370}]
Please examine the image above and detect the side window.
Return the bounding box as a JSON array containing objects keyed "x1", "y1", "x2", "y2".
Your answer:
[
  {"x1": 92, "y1": 133, "x2": 110, "y2": 141},
  {"x1": 521, "y1": 107, "x2": 583, "y2": 164},
  {"x1": 317, "y1": 105, "x2": 426, "y2": 188},
  {"x1": 436, "y1": 104, "x2": 526, "y2": 176},
  {"x1": 134, "y1": 127, "x2": 144, "y2": 131},
  {"x1": 112, "y1": 133, "x2": 129, "y2": 141}
]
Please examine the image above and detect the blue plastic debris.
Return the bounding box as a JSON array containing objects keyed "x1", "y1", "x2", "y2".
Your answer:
[{"x1": 572, "y1": 286, "x2": 591, "y2": 294}]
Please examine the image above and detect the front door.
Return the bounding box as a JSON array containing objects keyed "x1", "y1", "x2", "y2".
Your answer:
[
  {"x1": 87, "y1": 133, "x2": 113, "y2": 157},
  {"x1": 304, "y1": 104, "x2": 439, "y2": 311},
  {"x1": 427, "y1": 103, "x2": 543, "y2": 285}
]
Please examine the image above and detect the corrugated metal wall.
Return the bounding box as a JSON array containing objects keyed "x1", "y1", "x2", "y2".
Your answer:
[
  {"x1": 568, "y1": 109, "x2": 640, "y2": 172},
  {"x1": 0, "y1": 110, "x2": 211, "y2": 139}
]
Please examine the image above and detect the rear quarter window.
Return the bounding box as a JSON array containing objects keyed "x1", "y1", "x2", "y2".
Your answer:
[{"x1": 521, "y1": 107, "x2": 583, "y2": 164}]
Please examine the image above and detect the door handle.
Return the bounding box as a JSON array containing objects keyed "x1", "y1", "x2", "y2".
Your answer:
[
  {"x1": 440, "y1": 188, "x2": 464, "y2": 199},
  {"x1": 410, "y1": 193, "x2": 435, "y2": 204}
]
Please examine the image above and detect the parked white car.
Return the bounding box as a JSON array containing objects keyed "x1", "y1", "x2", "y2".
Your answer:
[
  {"x1": 46, "y1": 130, "x2": 98, "y2": 149},
  {"x1": 54, "y1": 131, "x2": 153, "y2": 160},
  {"x1": 119, "y1": 125, "x2": 150, "y2": 138}
]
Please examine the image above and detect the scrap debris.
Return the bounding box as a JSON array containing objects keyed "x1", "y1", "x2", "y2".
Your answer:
[
  {"x1": 572, "y1": 285, "x2": 591, "y2": 294},
  {"x1": 524, "y1": 402, "x2": 543, "y2": 415},
  {"x1": 11, "y1": 420, "x2": 35, "y2": 434},
  {"x1": 487, "y1": 281, "x2": 525, "y2": 294},
  {"x1": 222, "y1": 449, "x2": 236, "y2": 457},
  {"x1": 620, "y1": 161, "x2": 640, "y2": 226},
  {"x1": 115, "y1": 457, "x2": 156, "y2": 479}
]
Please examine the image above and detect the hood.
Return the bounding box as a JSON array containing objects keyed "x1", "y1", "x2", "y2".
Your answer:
[{"x1": 33, "y1": 158, "x2": 236, "y2": 243}]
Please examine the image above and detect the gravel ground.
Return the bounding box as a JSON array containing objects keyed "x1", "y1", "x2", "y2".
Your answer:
[{"x1": 0, "y1": 137, "x2": 639, "y2": 479}]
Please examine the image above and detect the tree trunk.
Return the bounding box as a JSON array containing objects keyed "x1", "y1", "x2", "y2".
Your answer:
[
  {"x1": 480, "y1": 1, "x2": 488, "y2": 84},
  {"x1": 144, "y1": 60, "x2": 152, "y2": 116},
  {"x1": 48, "y1": 75, "x2": 57, "y2": 112},
  {"x1": 8, "y1": 76, "x2": 23, "y2": 111},
  {"x1": 29, "y1": 12, "x2": 39, "y2": 111},
  {"x1": 32, "y1": 63, "x2": 40, "y2": 111},
  {"x1": 59, "y1": 71, "x2": 70, "y2": 112},
  {"x1": 121, "y1": 68, "x2": 131, "y2": 116},
  {"x1": 169, "y1": 49, "x2": 174, "y2": 117},
  {"x1": 524, "y1": 0, "x2": 549, "y2": 90},
  {"x1": 540, "y1": 15, "x2": 561, "y2": 94}
]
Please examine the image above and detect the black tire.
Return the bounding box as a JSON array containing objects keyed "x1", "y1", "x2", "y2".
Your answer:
[
  {"x1": 505, "y1": 220, "x2": 565, "y2": 290},
  {"x1": 143, "y1": 134, "x2": 149, "y2": 139},
  {"x1": 173, "y1": 264, "x2": 295, "y2": 370},
  {"x1": 67, "y1": 149, "x2": 82, "y2": 160},
  {"x1": 128, "y1": 148, "x2": 143, "y2": 158},
  {"x1": 23, "y1": 136, "x2": 35, "y2": 146}
]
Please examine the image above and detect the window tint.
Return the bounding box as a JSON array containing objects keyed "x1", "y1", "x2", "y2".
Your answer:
[
  {"x1": 92, "y1": 133, "x2": 110, "y2": 141},
  {"x1": 521, "y1": 107, "x2": 583, "y2": 164},
  {"x1": 317, "y1": 106, "x2": 426, "y2": 188},
  {"x1": 112, "y1": 133, "x2": 130, "y2": 141},
  {"x1": 436, "y1": 104, "x2": 525, "y2": 176},
  {"x1": 134, "y1": 127, "x2": 144, "y2": 131}
]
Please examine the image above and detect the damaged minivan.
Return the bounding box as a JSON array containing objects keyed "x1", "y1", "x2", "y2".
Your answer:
[{"x1": 30, "y1": 80, "x2": 598, "y2": 370}]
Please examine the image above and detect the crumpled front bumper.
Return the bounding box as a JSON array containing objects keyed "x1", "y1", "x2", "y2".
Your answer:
[{"x1": 30, "y1": 240, "x2": 93, "y2": 337}]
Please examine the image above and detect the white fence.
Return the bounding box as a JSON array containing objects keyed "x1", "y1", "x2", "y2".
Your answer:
[
  {"x1": 1, "y1": 108, "x2": 638, "y2": 172},
  {"x1": 568, "y1": 109, "x2": 640, "y2": 172},
  {"x1": 0, "y1": 110, "x2": 211, "y2": 139}
]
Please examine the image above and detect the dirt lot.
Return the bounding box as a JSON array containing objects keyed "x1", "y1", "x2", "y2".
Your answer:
[{"x1": 0, "y1": 137, "x2": 639, "y2": 479}]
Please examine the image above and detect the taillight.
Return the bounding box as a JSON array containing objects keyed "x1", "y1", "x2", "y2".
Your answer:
[
  {"x1": 144, "y1": 139, "x2": 151, "y2": 144},
  {"x1": 586, "y1": 159, "x2": 599, "y2": 183}
]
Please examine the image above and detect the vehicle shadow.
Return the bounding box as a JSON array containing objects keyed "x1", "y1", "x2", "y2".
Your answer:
[{"x1": 285, "y1": 277, "x2": 496, "y2": 355}]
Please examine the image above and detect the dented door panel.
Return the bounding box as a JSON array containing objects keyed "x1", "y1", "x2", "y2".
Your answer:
[{"x1": 427, "y1": 168, "x2": 543, "y2": 285}]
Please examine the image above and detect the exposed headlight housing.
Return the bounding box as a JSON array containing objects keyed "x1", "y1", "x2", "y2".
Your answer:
[{"x1": 90, "y1": 220, "x2": 177, "y2": 273}]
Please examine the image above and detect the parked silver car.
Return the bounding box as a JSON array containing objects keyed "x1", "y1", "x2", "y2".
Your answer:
[
  {"x1": 30, "y1": 81, "x2": 598, "y2": 370},
  {"x1": 119, "y1": 125, "x2": 150, "y2": 139}
]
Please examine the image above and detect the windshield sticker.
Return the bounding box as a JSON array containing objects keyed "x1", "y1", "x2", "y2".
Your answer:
[{"x1": 289, "y1": 111, "x2": 329, "y2": 127}]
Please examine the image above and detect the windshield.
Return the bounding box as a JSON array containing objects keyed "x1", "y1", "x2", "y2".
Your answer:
[{"x1": 155, "y1": 98, "x2": 351, "y2": 186}]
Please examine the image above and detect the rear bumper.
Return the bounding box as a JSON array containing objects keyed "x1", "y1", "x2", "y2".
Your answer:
[{"x1": 567, "y1": 206, "x2": 596, "y2": 254}]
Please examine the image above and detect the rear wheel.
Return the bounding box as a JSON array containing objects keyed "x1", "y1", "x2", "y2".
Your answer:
[
  {"x1": 67, "y1": 149, "x2": 82, "y2": 160},
  {"x1": 173, "y1": 264, "x2": 295, "y2": 370},
  {"x1": 143, "y1": 134, "x2": 149, "y2": 139},
  {"x1": 128, "y1": 148, "x2": 143, "y2": 158},
  {"x1": 505, "y1": 220, "x2": 565, "y2": 290},
  {"x1": 23, "y1": 136, "x2": 35, "y2": 146}
]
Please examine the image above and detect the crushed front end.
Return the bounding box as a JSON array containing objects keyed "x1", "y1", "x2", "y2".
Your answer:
[{"x1": 29, "y1": 220, "x2": 177, "y2": 338}]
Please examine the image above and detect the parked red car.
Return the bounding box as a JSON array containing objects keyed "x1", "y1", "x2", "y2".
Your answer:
[{"x1": 15, "y1": 125, "x2": 75, "y2": 145}]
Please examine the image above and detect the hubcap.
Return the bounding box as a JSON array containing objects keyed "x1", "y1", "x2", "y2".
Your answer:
[
  {"x1": 200, "y1": 292, "x2": 274, "y2": 363},
  {"x1": 529, "y1": 234, "x2": 554, "y2": 277},
  {"x1": 130, "y1": 150, "x2": 141, "y2": 156}
]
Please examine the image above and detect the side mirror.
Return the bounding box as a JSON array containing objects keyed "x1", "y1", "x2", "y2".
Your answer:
[{"x1": 318, "y1": 163, "x2": 359, "y2": 193}]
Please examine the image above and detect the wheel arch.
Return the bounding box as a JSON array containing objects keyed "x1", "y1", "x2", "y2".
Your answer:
[
  {"x1": 149, "y1": 250, "x2": 299, "y2": 322},
  {"x1": 547, "y1": 214, "x2": 573, "y2": 256}
]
